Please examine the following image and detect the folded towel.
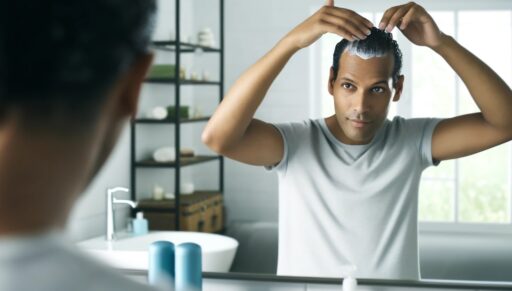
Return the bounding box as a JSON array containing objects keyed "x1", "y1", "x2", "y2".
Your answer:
[
  {"x1": 147, "y1": 106, "x2": 168, "y2": 120},
  {"x1": 153, "y1": 147, "x2": 176, "y2": 162}
]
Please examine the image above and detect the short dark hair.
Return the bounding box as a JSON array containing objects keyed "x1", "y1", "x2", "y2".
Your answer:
[
  {"x1": 332, "y1": 27, "x2": 403, "y2": 87},
  {"x1": 1, "y1": 0, "x2": 156, "y2": 131}
]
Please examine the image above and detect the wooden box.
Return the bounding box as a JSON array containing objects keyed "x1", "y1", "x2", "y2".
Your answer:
[{"x1": 137, "y1": 191, "x2": 224, "y2": 233}]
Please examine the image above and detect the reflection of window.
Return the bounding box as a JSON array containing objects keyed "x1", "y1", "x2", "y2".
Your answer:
[{"x1": 320, "y1": 8, "x2": 512, "y2": 225}]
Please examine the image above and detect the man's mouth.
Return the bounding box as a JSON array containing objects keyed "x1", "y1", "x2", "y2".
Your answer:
[{"x1": 348, "y1": 118, "x2": 371, "y2": 128}]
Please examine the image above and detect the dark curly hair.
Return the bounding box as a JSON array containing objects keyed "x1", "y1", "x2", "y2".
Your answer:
[
  {"x1": 332, "y1": 27, "x2": 403, "y2": 87},
  {"x1": 1, "y1": 0, "x2": 157, "y2": 131}
]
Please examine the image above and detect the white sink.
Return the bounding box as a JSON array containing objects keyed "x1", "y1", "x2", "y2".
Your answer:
[{"x1": 78, "y1": 231, "x2": 238, "y2": 272}]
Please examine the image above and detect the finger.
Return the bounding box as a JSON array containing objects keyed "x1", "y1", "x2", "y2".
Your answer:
[
  {"x1": 379, "y1": 5, "x2": 401, "y2": 30},
  {"x1": 322, "y1": 13, "x2": 370, "y2": 39},
  {"x1": 320, "y1": 20, "x2": 358, "y2": 41},
  {"x1": 326, "y1": 7, "x2": 374, "y2": 30},
  {"x1": 385, "y1": 4, "x2": 413, "y2": 32},
  {"x1": 325, "y1": 0, "x2": 334, "y2": 7},
  {"x1": 398, "y1": 6, "x2": 416, "y2": 30}
]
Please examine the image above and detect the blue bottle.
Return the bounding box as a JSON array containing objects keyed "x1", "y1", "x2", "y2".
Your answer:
[
  {"x1": 148, "y1": 241, "x2": 175, "y2": 290},
  {"x1": 175, "y1": 243, "x2": 202, "y2": 291},
  {"x1": 133, "y1": 212, "x2": 149, "y2": 235}
]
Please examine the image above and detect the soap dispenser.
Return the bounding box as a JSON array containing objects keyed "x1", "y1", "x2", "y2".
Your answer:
[{"x1": 133, "y1": 211, "x2": 149, "y2": 235}]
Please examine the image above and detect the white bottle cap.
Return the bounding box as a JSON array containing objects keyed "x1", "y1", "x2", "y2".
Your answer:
[
  {"x1": 341, "y1": 264, "x2": 358, "y2": 291},
  {"x1": 136, "y1": 212, "x2": 144, "y2": 219}
]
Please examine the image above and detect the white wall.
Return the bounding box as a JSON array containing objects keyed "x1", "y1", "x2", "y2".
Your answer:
[
  {"x1": 67, "y1": 126, "x2": 132, "y2": 241},
  {"x1": 221, "y1": 0, "x2": 315, "y2": 224}
]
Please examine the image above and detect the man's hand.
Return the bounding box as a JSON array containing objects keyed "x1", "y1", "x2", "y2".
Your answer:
[
  {"x1": 284, "y1": 0, "x2": 373, "y2": 49},
  {"x1": 377, "y1": 3, "x2": 512, "y2": 164},
  {"x1": 379, "y1": 2, "x2": 444, "y2": 49}
]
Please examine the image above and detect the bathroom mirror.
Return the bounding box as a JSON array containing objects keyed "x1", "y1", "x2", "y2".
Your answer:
[{"x1": 140, "y1": 0, "x2": 512, "y2": 283}]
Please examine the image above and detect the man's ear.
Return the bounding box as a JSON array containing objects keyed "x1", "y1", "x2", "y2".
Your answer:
[
  {"x1": 328, "y1": 66, "x2": 335, "y2": 95},
  {"x1": 117, "y1": 52, "x2": 154, "y2": 118},
  {"x1": 392, "y1": 75, "x2": 405, "y2": 102}
]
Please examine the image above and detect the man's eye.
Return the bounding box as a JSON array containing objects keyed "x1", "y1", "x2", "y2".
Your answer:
[
  {"x1": 371, "y1": 87, "x2": 384, "y2": 93},
  {"x1": 342, "y1": 83, "x2": 353, "y2": 89}
]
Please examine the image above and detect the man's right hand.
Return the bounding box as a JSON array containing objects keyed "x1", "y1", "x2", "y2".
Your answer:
[{"x1": 284, "y1": 0, "x2": 374, "y2": 49}]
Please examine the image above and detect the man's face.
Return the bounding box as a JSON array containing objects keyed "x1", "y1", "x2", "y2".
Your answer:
[{"x1": 328, "y1": 51, "x2": 403, "y2": 145}]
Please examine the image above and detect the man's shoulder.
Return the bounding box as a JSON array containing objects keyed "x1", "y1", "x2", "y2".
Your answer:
[
  {"x1": 270, "y1": 118, "x2": 320, "y2": 137},
  {"x1": 271, "y1": 118, "x2": 316, "y2": 129},
  {"x1": 385, "y1": 116, "x2": 444, "y2": 145},
  {"x1": 271, "y1": 119, "x2": 320, "y2": 140},
  {"x1": 0, "y1": 235, "x2": 157, "y2": 291},
  {"x1": 387, "y1": 115, "x2": 442, "y2": 130},
  {"x1": 48, "y1": 241, "x2": 157, "y2": 291}
]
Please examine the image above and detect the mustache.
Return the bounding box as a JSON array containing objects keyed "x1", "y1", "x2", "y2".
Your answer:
[{"x1": 346, "y1": 111, "x2": 372, "y2": 122}]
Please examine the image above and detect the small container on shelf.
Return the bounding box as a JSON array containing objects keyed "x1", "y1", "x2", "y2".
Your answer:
[
  {"x1": 153, "y1": 185, "x2": 165, "y2": 200},
  {"x1": 166, "y1": 105, "x2": 189, "y2": 120}
]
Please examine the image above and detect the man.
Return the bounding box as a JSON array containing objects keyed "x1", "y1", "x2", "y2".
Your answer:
[
  {"x1": 202, "y1": 1, "x2": 512, "y2": 280},
  {"x1": 0, "y1": 0, "x2": 159, "y2": 290}
]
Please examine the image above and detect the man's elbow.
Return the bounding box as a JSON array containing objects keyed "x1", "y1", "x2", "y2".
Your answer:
[
  {"x1": 497, "y1": 124, "x2": 512, "y2": 141},
  {"x1": 201, "y1": 128, "x2": 228, "y2": 154},
  {"x1": 483, "y1": 113, "x2": 512, "y2": 139}
]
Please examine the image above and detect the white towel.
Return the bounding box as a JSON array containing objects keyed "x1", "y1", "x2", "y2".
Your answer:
[
  {"x1": 153, "y1": 147, "x2": 176, "y2": 162},
  {"x1": 147, "y1": 106, "x2": 168, "y2": 120}
]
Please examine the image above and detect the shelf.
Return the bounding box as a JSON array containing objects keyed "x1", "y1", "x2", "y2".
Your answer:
[
  {"x1": 136, "y1": 190, "x2": 222, "y2": 210},
  {"x1": 151, "y1": 41, "x2": 221, "y2": 53},
  {"x1": 131, "y1": 0, "x2": 224, "y2": 232},
  {"x1": 135, "y1": 155, "x2": 220, "y2": 168},
  {"x1": 135, "y1": 116, "x2": 210, "y2": 124},
  {"x1": 145, "y1": 78, "x2": 221, "y2": 85}
]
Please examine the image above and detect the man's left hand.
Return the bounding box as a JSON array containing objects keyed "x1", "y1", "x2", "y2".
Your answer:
[{"x1": 379, "y1": 2, "x2": 444, "y2": 49}]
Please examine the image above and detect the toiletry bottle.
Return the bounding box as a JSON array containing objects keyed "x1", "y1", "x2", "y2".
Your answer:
[
  {"x1": 133, "y1": 212, "x2": 149, "y2": 236},
  {"x1": 341, "y1": 265, "x2": 358, "y2": 291},
  {"x1": 175, "y1": 243, "x2": 202, "y2": 291},
  {"x1": 149, "y1": 241, "x2": 175, "y2": 290},
  {"x1": 153, "y1": 184, "x2": 165, "y2": 200}
]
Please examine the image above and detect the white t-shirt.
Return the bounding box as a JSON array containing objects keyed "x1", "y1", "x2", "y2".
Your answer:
[
  {"x1": 0, "y1": 231, "x2": 157, "y2": 291},
  {"x1": 265, "y1": 116, "x2": 442, "y2": 280}
]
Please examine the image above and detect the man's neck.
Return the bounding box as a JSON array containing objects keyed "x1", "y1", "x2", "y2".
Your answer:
[{"x1": 0, "y1": 126, "x2": 93, "y2": 236}]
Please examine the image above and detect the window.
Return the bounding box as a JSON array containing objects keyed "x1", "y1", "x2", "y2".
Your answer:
[{"x1": 317, "y1": 6, "x2": 512, "y2": 226}]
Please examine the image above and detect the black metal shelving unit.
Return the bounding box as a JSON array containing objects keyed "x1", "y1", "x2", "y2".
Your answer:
[{"x1": 130, "y1": 0, "x2": 224, "y2": 231}]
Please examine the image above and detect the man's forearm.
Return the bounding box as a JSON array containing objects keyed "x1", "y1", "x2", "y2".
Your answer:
[
  {"x1": 432, "y1": 34, "x2": 512, "y2": 129},
  {"x1": 202, "y1": 36, "x2": 299, "y2": 150}
]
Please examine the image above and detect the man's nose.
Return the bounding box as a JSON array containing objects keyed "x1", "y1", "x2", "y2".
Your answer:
[{"x1": 351, "y1": 92, "x2": 371, "y2": 113}]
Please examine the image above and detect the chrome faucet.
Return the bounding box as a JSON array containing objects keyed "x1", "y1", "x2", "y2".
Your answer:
[{"x1": 106, "y1": 187, "x2": 137, "y2": 241}]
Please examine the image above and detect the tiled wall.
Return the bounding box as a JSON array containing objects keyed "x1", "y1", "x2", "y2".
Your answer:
[{"x1": 212, "y1": 0, "x2": 316, "y2": 225}]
